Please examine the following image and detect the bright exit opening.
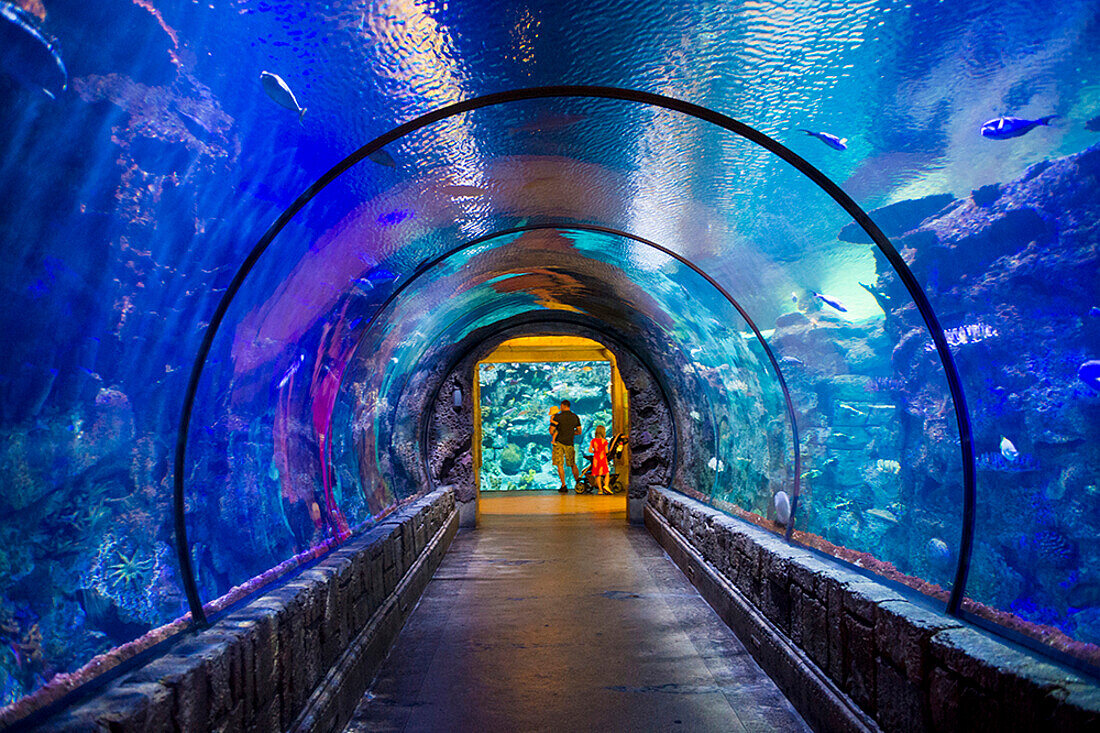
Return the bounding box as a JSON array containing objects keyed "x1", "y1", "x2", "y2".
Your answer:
[{"x1": 473, "y1": 336, "x2": 630, "y2": 494}]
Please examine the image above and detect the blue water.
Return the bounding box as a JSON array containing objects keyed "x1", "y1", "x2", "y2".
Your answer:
[{"x1": 1, "y1": 0, "x2": 1098, "y2": 708}]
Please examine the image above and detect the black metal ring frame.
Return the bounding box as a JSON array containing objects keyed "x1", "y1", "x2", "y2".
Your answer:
[
  {"x1": 327, "y1": 223, "x2": 797, "y2": 523},
  {"x1": 174, "y1": 85, "x2": 976, "y2": 626}
]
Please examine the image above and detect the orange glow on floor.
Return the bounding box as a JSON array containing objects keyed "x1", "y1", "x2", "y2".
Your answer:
[{"x1": 479, "y1": 490, "x2": 625, "y2": 516}]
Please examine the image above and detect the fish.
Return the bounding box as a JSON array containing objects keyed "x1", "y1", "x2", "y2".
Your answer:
[
  {"x1": 811, "y1": 291, "x2": 848, "y2": 312},
  {"x1": 1087, "y1": 116, "x2": 1100, "y2": 133},
  {"x1": 980, "y1": 115, "x2": 1058, "y2": 140},
  {"x1": 837, "y1": 403, "x2": 865, "y2": 419},
  {"x1": 1000, "y1": 436, "x2": 1019, "y2": 462},
  {"x1": 1079, "y1": 360, "x2": 1100, "y2": 392},
  {"x1": 0, "y1": 2, "x2": 67, "y2": 99},
  {"x1": 260, "y1": 71, "x2": 306, "y2": 123},
  {"x1": 866, "y1": 508, "x2": 898, "y2": 524},
  {"x1": 377, "y1": 209, "x2": 414, "y2": 226},
  {"x1": 779, "y1": 355, "x2": 804, "y2": 367},
  {"x1": 798, "y1": 129, "x2": 847, "y2": 151},
  {"x1": 367, "y1": 148, "x2": 397, "y2": 168},
  {"x1": 365, "y1": 265, "x2": 398, "y2": 283},
  {"x1": 790, "y1": 292, "x2": 799, "y2": 303},
  {"x1": 774, "y1": 491, "x2": 791, "y2": 524},
  {"x1": 926, "y1": 538, "x2": 952, "y2": 565},
  {"x1": 277, "y1": 354, "x2": 304, "y2": 389}
]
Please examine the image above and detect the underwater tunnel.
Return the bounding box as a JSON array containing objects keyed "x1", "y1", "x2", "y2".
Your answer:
[{"x1": 2, "y1": 1, "x2": 1100, "y2": 729}]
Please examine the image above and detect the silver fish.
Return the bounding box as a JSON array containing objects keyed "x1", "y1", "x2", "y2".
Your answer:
[
  {"x1": 798, "y1": 129, "x2": 847, "y2": 151},
  {"x1": 260, "y1": 71, "x2": 306, "y2": 123},
  {"x1": 1000, "y1": 436, "x2": 1019, "y2": 462},
  {"x1": 812, "y1": 291, "x2": 848, "y2": 312}
]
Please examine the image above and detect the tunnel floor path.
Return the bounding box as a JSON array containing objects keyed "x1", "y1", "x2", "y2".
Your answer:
[{"x1": 345, "y1": 491, "x2": 810, "y2": 732}]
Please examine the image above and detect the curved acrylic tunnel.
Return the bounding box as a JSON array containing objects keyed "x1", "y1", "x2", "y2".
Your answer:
[
  {"x1": 178, "y1": 90, "x2": 972, "y2": 632},
  {"x1": 3, "y1": 2, "x2": 1100, "y2": 719},
  {"x1": 5, "y1": 85, "x2": 1098, "y2": 720}
]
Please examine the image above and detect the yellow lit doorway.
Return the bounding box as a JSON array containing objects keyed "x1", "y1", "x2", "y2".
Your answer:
[{"x1": 473, "y1": 336, "x2": 630, "y2": 499}]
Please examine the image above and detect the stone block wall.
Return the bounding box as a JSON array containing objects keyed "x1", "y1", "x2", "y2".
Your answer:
[
  {"x1": 646, "y1": 488, "x2": 1100, "y2": 732},
  {"x1": 31, "y1": 489, "x2": 458, "y2": 733}
]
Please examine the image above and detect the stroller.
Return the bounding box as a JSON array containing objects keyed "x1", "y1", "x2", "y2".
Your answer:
[{"x1": 575, "y1": 433, "x2": 628, "y2": 494}]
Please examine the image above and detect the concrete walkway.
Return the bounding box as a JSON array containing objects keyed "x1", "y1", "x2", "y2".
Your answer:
[{"x1": 346, "y1": 492, "x2": 810, "y2": 732}]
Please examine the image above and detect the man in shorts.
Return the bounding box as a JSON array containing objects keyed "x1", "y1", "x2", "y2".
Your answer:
[{"x1": 550, "y1": 399, "x2": 582, "y2": 493}]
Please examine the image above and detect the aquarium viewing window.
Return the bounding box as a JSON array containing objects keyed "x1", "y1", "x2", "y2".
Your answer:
[
  {"x1": 4, "y1": 6, "x2": 1100, "y2": 716},
  {"x1": 475, "y1": 336, "x2": 627, "y2": 493}
]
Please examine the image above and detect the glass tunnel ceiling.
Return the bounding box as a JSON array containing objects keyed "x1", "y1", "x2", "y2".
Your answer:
[
  {"x1": 185, "y1": 89, "x2": 965, "y2": 623},
  {"x1": 185, "y1": 86, "x2": 1099, "y2": 673},
  {"x1": 3, "y1": 0, "x2": 1100, "y2": 716}
]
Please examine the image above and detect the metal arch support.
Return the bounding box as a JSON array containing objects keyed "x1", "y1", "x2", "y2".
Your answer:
[
  {"x1": 174, "y1": 85, "x2": 976, "y2": 626},
  {"x1": 326, "y1": 223, "x2": 800, "y2": 532}
]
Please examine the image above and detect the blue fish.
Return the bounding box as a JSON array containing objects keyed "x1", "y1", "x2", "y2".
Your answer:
[
  {"x1": 260, "y1": 71, "x2": 306, "y2": 123},
  {"x1": 980, "y1": 115, "x2": 1058, "y2": 140},
  {"x1": 812, "y1": 291, "x2": 848, "y2": 312},
  {"x1": 1079, "y1": 360, "x2": 1100, "y2": 392},
  {"x1": 0, "y1": 2, "x2": 67, "y2": 99},
  {"x1": 798, "y1": 129, "x2": 847, "y2": 151},
  {"x1": 366, "y1": 266, "x2": 398, "y2": 282},
  {"x1": 377, "y1": 209, "x2": 414, "y2": 226}
]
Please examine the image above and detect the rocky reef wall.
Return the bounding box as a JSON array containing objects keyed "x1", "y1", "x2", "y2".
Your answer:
[
  {"x1": 719, "y1": 142, "x2": 1100, "y2": 665},
  {"x1": 871, "y1": 143, "x2": 1100, "y2": 650},
  {"x1": 11, "y1": 490, "x2": 457, "y2": 731}
]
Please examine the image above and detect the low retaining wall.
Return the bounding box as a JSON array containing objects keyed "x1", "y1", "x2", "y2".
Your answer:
[
  {"x1": 30, "y1": 489, "x2": 458, "y2": 733},
  {"x1": 646, "y1": 488, "x2": 1100, "y2": 732}
]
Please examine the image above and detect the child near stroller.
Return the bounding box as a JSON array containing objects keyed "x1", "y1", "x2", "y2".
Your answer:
[{"x1": 575, "y1": 428, "x2": 627, "y2": 494}]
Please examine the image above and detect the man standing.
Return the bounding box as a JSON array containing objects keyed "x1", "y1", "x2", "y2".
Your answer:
[{"x1": 550, "y1": 399, "x2": 582, "y2": 493}]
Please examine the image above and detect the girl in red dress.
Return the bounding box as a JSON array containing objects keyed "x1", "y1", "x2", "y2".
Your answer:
[{"x1": 589, "y1": 424, "x2": 611, "y2": 494}]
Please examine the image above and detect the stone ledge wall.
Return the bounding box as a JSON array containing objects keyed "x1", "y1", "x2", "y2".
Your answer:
[
  {"x1": 31, "y1": 489, "x2": 457, "y2": 733},
  {"x1": 647, "y1": 488, "x2": 1100, "y2": 732}
]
